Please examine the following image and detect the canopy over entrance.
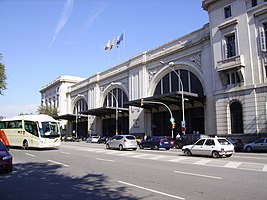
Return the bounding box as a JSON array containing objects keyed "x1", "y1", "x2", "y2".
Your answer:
[
  {"x1": 82, "y1": 107, "x2": 129, "y2": 117},
  {"x1": 124, "y1": 91, "x2": 205, "y2": 109}
]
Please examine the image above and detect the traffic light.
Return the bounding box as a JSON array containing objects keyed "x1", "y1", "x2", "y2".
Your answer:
[
  {"x1": 172, "y1": 122, "x2": 176, "y2": 129},
  {"x1": 140, "y1": 99, "x2": 144, "y2": 106}
]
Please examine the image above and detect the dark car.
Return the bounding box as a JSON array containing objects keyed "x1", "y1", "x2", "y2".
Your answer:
[
  {"x1": 174, "y1": 134, "x2": 208, "y2": 149},
  {"x1": 227, "y1": 138, "x2": 244, "y2": 152},
  {"x1": 139, "y1": 136, "x2": 172, "y2": 150},
  {"x1": 0, "y1": 140, "x2": 12, "y2": 173},
  {"x1": 98, "y1": 136, "x2": 110, "y2": 144}
]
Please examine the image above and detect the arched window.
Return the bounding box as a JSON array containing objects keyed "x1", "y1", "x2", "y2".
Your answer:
[
  {"x1": 73, "y1": 99, "x2": 88, "y2": 114},
  {"x1": 230, "y1": 101, "x2": 243, "y2": 134},
  {"x1": 154, "y1": 69, "x2": 204, "y2": 97},
  {"x1": 104, "y1": 88, "x2": 128, "y2": 108}
]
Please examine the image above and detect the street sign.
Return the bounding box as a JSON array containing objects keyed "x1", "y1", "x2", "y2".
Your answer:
[
  {"x1": 170, "y1": 117, "x2": 175, "y2": 123},
  {"x1": 181, "y1": 120, "x2": 186, "y2": 127}
]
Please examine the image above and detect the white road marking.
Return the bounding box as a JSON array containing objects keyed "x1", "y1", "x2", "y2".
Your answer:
[
  {"x1": 194, "y1": 159, "x2": 211, "y2": 165},
  {"x1": 118, "y1": 181, "x2": 185, "y2": 200},
  {"x1": 169, "y1": 157, "x2": 187, "y2": 162},
  {"x1": 224, "y1": 162, "x2": 242, "y2": 168},
  {"x1": 174, "y1": 170, "x2": 222, "y2": 180},
  {"x1": 262, "y1": 165, "x2": 267, "y2": 171},
  {"x1": 25, "y1": 153, "x2": 36, "y2": 157},
  {"x1": 47, "y1": 159, "x2": 69, "y2": 167},
  {"x1": 60, "y1": 151, "x2": 70, "y2": 155},
  {"x1": 149, "y1": 155, "x2": 167, "y2": 160},
  {"x1": 96, "y1": 158, "x2": 115, "y2": 163}
]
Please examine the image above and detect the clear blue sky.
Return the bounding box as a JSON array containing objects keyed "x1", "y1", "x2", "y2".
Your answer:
[{"x1": 0, "y1": 0, "x2": 208, "y2": 118}]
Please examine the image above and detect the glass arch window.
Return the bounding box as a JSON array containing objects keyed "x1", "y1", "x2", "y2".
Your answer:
[
  {"x1": 230, "y1": 101, "x2": 244, "y2": 134},
  {"x1": 154, "y1": 69, "x2": 204, "y2": 97},
  {"x1": 104, "y1": 88, "x2": 128, "y2": 108},
  {"x1": 73, "y1": 99, "x2": 88, "y2": 114}
]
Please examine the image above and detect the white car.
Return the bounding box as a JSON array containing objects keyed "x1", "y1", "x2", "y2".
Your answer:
[
  {"x1": 87, "y1": 136, "x2": 100, "y2": 143},
  {"x1": 106, "y1": 135, "x2": 138, "y2": 151},
  {"x1": 182, "y1": 137, "x2": 234, "y2": 158}
]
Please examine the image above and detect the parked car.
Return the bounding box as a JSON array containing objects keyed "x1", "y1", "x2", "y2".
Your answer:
[
  {"x1": 106, "y1": 135, "x2": 138, "y2": 151},
  {"x1": 227, "y1": 138, "x2": 244, "y2": 152},
  {"x1": 174, "y1": 134, "x2": 208, "y2": 149},
  {"x1": 86, "y1": 136, "x2": 100, "y2": 143},
  {"x1": 139, "y1": 136, "x2": 172, "y2": 150},
  {"x1": 244, "y1": 138, "x2": 267, "y2": 152},
  {"x1": 0, "y1": 140, "x2": 12, "y2": 173},
  {"x1": 182, "y1": 137, "x2": 234, "y2": 158},
  {"x1": 97, "y1": 136, "x2": 110, "y2": 144}
]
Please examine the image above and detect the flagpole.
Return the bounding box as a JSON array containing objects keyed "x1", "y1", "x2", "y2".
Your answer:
[{"x1": 123, "y1": 31, "x2": 126, "y2": 61}]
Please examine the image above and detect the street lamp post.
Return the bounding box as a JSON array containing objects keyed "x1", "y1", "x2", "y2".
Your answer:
[
  {"x1": 160, "y1": 61, "x2": 186, "y2": 134},
  {"x1": 109, "y1": 91, "x2": 119, "y2": 135}
]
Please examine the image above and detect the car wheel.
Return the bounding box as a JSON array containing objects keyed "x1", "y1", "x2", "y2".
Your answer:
[
  {"x1": 22, "y1": 140, "x2": 29, "y2": 150},
  {"x1": 106, "y1": 144, "x2": 110, "y2": 149},
  {"x1": 212, "y1": 151, "x2": 220, "y2": 158},
  {"x1": 165, "y1": 148, "x2": 170, "y2": 150},
  {"x1": 246, "y1": 146, "x2": 252, "y2": 152},
  {"x1": 154, "y1": 145, "x2": 159, "y2": 150},
  {"x1": 139, "y1": 144, "x2": 144, "y2": 149},
  {"x1": 184, "y1": 149, "x2": 192, "y2": 156},
  {"x1": 119, "y1": 145, "x2": 124, "y2": 151}
]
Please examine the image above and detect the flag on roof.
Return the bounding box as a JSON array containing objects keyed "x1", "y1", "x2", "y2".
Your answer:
[
  {"x1": 116, "y1": 33, "x2": 123, "y2": 47},
  {"x1": 110, "y1": 38, "x2": 115, "y2": 50},
  {"x1": 105, "y1": 40, "x2": 110, "y2": 50}
]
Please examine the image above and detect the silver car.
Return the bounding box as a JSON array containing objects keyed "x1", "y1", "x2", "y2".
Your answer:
[
  {"x1": 106, "y1": 135, "x2": 138, "y2": 151},
  {"x1": 244, "y1": 138, "x2": 267, "y2": 152}
]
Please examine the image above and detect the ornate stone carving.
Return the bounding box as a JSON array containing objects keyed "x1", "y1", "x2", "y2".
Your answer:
[
  {"x1": 184, "y1": 54, "x2": 201, "y2": 68},
  {"x1": 148, "y1": 69, "x2": 159, "y2": 82}
]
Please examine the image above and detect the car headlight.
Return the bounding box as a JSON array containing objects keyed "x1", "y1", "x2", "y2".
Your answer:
[{"x1": 3, "y1": 155, "x2": 12, "y2": 160}]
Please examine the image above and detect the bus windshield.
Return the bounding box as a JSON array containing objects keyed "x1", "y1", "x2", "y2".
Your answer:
[{"x1": 40, "y1": 122, "x2": 60, "y2": 138}]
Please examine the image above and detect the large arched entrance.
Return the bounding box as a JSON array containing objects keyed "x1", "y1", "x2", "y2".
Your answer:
[
  {"x1": 152, "y1": 69, "x2": 205, "y2": 136},
  {"x1": 72, "y1": 98, "x2": 88, "y2": 139},
  {"x1": 102, "y1": 88, "x2": 129, "y2": 136}
]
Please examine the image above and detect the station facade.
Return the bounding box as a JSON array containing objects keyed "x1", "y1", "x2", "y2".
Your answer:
[{"x1": 40, "y1": 0, "x2": 267, "y2": 139}]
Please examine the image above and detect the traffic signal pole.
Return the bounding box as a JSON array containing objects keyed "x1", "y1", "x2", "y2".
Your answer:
[{"x1": 140, "y1": 99, "x2": 175, "y2": 138}]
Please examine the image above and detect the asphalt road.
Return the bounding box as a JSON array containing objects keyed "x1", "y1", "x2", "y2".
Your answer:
[{"x1": 1, "y1": 142, "x2": 267, "y2": 200}]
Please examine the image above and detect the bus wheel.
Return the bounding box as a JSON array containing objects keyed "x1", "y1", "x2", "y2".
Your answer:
[{"x1": 22, "y1": 140, "x2": 29, "y2": 150}]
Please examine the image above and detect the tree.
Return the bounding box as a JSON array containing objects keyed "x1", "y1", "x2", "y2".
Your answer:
[
  {"x1": 0, "y1": 54, "x2": 7, "y2": 95},
  {"x1": 37, "y1": 105, "x2": 58, "y2": 118}
]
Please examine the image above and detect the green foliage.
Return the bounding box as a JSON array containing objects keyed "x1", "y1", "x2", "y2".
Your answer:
[
  {"x1": 38, "y1": 105, "x2": 58, "y2": 118},
  {"x1": 0, "y1": 54, "x2": 7, "y2": 95}
]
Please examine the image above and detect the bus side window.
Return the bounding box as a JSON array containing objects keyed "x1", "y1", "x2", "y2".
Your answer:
[{"x1": 24, "y1": 121, "x2": 39, "y2": 137}]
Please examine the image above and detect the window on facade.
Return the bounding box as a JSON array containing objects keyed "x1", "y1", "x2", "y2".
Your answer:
[
  {"x1": 251, "y1": 0, "x2": 257, "y2": 7},
  {"x1": 230, "y1": 101, "x2": 244, "y2": 134},
  {"x1": 227, "y1": 71, "x2": 241, "y2": 85},
  {"x1": 104, "y1": 88, "x2": 128, "y2": 109},
  {"x1": 73, "y1": 99, "x2": 88, "y2": 114},
  {"x1": 224, "y1": 5, "x2": 232, "y2": 19},
  {"x1": 226, "y1": 34, "x2": 236, "y2": 58},
  {"x1": 265, "y1": 65, "x2": 267, "y2": 78},
  {"x1": 153, "y1": 70, "x2": 204, "y2": 97},
  {"x1": 260, "y1": 22, "x2": 267, "y2": 52}
]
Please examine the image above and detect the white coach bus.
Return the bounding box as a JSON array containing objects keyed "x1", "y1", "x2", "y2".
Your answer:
[{"x1": 0, "y1": 114, "x2": 61, "y2": 149}]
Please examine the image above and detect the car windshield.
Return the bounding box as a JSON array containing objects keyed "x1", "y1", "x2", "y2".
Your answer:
[
  {"x1": 40, "y1": 122, "x2": 60, "y2": 138},
  {"x1": 0, "y1": 141, "x2": 7, "y2": 151}
]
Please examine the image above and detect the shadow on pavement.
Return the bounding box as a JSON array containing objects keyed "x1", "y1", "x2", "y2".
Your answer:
[{"x1": 0, "y1": 162, "x2": 141, "y2": 200}]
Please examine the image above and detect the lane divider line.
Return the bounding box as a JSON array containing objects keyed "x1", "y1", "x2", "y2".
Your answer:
[
  {"x1": 47, "y1": 159, "x2": 69, "y2": 167},
  {"x1": 25, "y1": 153, "x2": 36, "y2": 157},
  {"x1": 96, "y1": 158, "x2": 115, "y2": 163},
  {"x1": 174, "y1": 170, "x2": 222, "y2": 180},
  {"x1": 118, "y1": 181, "x2": 185, "y2": 200}
]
